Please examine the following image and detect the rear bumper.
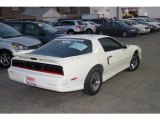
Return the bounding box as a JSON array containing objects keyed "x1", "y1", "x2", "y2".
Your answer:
[{"x1": 8, "y1": 67, "x2": 83, "y2": 92}]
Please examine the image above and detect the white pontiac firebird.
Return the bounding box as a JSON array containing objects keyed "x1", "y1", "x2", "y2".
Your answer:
[{"x1": 8, "y1": 35, "x2": 142, "y2": 95}]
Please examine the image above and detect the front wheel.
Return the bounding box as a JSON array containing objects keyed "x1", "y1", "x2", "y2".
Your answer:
[
  {"x1": 127, "y1": 53, "x2": 140, "y2": 71},
  {"x1": 99, "y1": 30, "x2": 104, "y2": 35},
  {"x1": 83, "y1": 68, "x2": 102, "y2": 96},
  {"x1": 0, "y1": 51, "x2": 12, "y2": 68},
  {"x1": 122, "y1": 31, "x2": 128, "y2": 37},
  {"x1": 86, "y1": 29, "x2": 93, "y2": 34}
]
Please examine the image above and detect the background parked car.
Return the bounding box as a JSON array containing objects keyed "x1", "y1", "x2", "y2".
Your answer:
[
  {"x1": 136, "y1": 17, "x2": 160, "y2": 30},
  {"x1": 129, "y1": 18, "x2": 157, "y2": 32},
  {"x1": 97, "y1": 21, "x2": 138, "y2": 37},
  {"x1": 83, "y1": 21, "x2": 99, "y2": 34},
  {"x1": 120, "y1": 19, "x2": 150, "y2": 34},
  {"x1": 53, "y1": 20, "x2": 86, "y2": 34},
  {"x1": 83, "y1": 18, "x2": 108, "y2": 25},
  {"x1": 4, "y1": 21, "x2": 63, "y2": 45},
  {"x1": 0, "y1": 23, "x2": 41, "y2": 68}
]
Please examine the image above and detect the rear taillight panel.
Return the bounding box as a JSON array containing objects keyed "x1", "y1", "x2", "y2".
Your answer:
[
  {"x1": 76, "y1": 25, "x2": 81, "y2": 30},
  {"x1": 12, "y1": 59, "x2": 64, "y2": 76}
]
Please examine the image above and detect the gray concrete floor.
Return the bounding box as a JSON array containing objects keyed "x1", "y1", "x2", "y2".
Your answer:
[{"x1": 0, "y1": 32, "x2": 160, "y2": 113}]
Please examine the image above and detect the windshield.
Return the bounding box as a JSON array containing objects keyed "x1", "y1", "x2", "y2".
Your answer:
[
  {"x1": 131, "y1": 20, "x2": 139, "y2": 25},
  {"x1": 0, "y1": 23, "x2": 21, "y2": 38},
  {"x1": 136, "y1": 19, "x2": 148, "y2": 24},
  {"x1": 89, "y1": 21, "x2": 96, "y2": 25},
  {"x1": 146, "y1": 18, "x2": 154, "y2": 22},
  {"x1": 38, "y1": 23, "x2": 58, "y2": 34},
  {"x1": 31, "y1": 38, "x2": 92, "y2": 58},
  {"x1": 77, "y1": 21, "x2": 84, "y2": 25}
]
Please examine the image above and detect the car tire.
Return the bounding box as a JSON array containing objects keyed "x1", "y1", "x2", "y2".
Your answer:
[
  {"x1": 83, "y1": 67, "x2": 102, "y2": 96},
  {"x1": 127, "y1": 52, "x2": 140, "y2": 71},
  {"x1": 67, "y1": 30, "x2": 75, "y2": 34},
  {"x1": 86, "y1": 29, "x2": 93, "y2": 34},
  {"x1": 122, "y1": 31, "x2": 128, "y2": 37},
  {"x1": 0, "y1": 51, "x2": 12, "y2": 68},
  {"x1": 99, "y1": 30, "x2": 104, "y2": 35}
]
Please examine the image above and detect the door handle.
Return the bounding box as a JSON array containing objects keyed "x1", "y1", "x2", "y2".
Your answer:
[
  {"x1": 107, "y1": 55, "x2": 113, "y2": 65},
  {"x1": 107, "y1": 55, "x2": 113, "y2": 59}
]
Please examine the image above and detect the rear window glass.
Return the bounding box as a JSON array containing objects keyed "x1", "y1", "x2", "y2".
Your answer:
[
  {"x1": 31, "y1": 38, "x2": 92, "y2": 58},
  {"x1": 77, "y1": 21, "x2": 84, "y2": 25}
]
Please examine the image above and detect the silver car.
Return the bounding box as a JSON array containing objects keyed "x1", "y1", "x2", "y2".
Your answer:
[
  {"x1": 53, "y1": 20, "x2": 86, "y2": 34},
  {"x1": 120, "y1": 19, "x2": 150, "y2": 34},
  {"x1": 83, "y1": 21, "x2": 100, "y2": 34},
  {"x1": 0, "y1": 23, "x2": 41, "y2": 68}
]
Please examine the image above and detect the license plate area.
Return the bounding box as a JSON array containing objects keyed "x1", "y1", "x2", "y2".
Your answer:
[{"x1": 26, "y1": 76, "x2": 36, "y2": 86}]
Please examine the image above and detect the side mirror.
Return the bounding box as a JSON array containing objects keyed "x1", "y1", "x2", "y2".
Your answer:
[{"x1": 122, "y1": 45, "x2": 127, "y2": 49}]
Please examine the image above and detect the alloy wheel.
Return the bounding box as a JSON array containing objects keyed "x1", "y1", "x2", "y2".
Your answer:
[
  {"x1": 0, "y1": 53, "x2": 11, "y2": 68},
  {"x1": 90, "y1": 72, "x2": 101, "y2": 92},
  {"x1": 129, "y1": 56, "x2": 138, "y2": 70}
]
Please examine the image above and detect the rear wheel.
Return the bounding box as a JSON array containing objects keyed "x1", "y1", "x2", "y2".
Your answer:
[
  {"x1": 67, "y1": 30, "x2": 75, "y2": 34},
  {"x1": 127, "y1": 53, "x2": 140, "y2": 71},
  {"x1": 83, "y1": 67, "x2": 102, "y2": 96},
  {"x1": 0, "y1": 51, "x2": 12, "y2": 68}
]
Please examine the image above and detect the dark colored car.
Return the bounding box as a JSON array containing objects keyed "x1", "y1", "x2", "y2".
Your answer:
[
  {"x1": 97, "y1": 21, "x2": 138, "y2": 37},
  {"x1": 4, "y1": 21, "x2": 64, "y2": 45},
  {"x1": 129, "y1": 18, "x2": 157, "y2": 32},
  {"x1": 83, "y1": 18, "x2": 109, "y2": 25}
]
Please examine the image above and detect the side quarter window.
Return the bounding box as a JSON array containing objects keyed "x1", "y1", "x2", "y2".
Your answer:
[
  {"x1": 98, "y1": 37, "x2": 122, "y2": 52},
  {"x1": 8, "y1": 23, "x2": 23, "y2": 33}
]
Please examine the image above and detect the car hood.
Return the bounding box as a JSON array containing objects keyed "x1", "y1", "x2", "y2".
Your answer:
[
  {"x1": 4, "y1": 36, "x2": 41, "y2": 46},
  {"x1": 149, "y1": 22, "x2": 160, "y2": 25}
]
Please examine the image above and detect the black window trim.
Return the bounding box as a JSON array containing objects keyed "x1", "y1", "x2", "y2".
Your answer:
[{"x1": 98, "y1": 37, "x2": 123, "y2": 52}]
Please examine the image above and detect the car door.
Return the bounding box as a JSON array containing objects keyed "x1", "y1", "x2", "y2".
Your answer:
[
  {"x1": 110, "y1": 22, "x2": 122, "y2": 36},
  {"x1": 98, "y1": 37, "x2": 130, "y2": 74},
  {"x1": 103, "y1": 22, "x2": 112, "y2": 35}
]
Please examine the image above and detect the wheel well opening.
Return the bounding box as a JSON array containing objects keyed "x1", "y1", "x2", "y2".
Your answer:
[
  {"x1": 68, "y1": 29, "x2": 74, "y2": 32},
  {"x1": 134, "y1": 50, "x2": 138, "y2": 55},
  {"x1": 92, "y1": 64, "x2": 104, "y2": 74},
  {"x1": 0, "y1": 49, "x2": 12, "y2": 55}
]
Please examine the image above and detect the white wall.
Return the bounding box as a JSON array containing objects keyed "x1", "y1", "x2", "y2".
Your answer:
[
  {"x1": 42, "y1": 8, "x2": 62, "y2": 22},
  {"x1": 90, "y1": 7, "x2": 160, "y2": 19},
  {"x1": 139, "y1": 7, "x2": 160, "y2": 18},
  {"x1": 90, "y1": 7, "x2": 122, "y2": 19},
  {"x1": 90, "y1": 7, "x2": 117, "y2": 18}
]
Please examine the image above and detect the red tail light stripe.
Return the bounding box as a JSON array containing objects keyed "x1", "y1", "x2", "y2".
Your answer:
[{"x1": 13, "y1": 65, "x2": 64, "y2": 76}]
